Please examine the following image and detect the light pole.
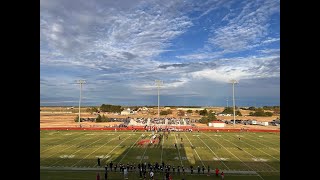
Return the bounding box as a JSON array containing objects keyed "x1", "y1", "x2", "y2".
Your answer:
[
  {"x1": 230, "y1": 80, "x2": 238, "y2": 126},
  {"x1": 226, "y1": 98, "x2": 229, "y2": 107},
  {"x1": 155, "y1": 80, "x2": 163, "y2": 118},
  {"x1": 76, "y1": 80, "x2": 86, "y2": 126}
]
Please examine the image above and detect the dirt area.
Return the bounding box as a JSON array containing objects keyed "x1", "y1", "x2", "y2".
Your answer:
[
  {"x1": 40, "y1": 106, "x2": 279, "y2": 129},
  {"x1": 40, "y1": 113, "x2": 122, "y2": 128},
  {"x1": 217, "y1": 116, "x2": 278, "y2": 122}
]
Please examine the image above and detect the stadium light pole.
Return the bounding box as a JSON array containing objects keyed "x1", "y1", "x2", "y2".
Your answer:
[
  {"x1": 226, "y1": 98, "x2": 229, "y2": 107},
  {"x1": 155, "y1": 80, "x2": 163, "y2": 118},
  {"x1": 230, "y1": 80, "x2": 238, "y2": 126},
  {"x1": 76, "y1": 80, "x2": 86, "y2": 126}
]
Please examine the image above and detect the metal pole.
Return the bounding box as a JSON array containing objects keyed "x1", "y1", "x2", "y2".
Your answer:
[
  {"x1": 155, "y1": 80, "x2": 162, "y2": 118},
  {"x1": 79, "y1": 82, "x2": 82, "y2": 124},
  {"x1": 76, "y1": 80, "x2": 86, "y2": 126},
  {"x1": 232, "y1": 82, "x2": 236, "y2": 126},
  {"x1": 158, "y1": 85, "x2": 160, "y2": 118}
]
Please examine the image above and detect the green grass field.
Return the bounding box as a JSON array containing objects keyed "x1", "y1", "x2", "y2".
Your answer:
[{"x1": 40, "y1": 130, "x2": 280, "y2": 179}]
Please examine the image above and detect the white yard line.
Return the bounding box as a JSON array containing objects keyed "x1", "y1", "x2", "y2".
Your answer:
[
  {"x1": 41, "y1": 134, "x2": 101, "y2": 161},
  {"x1": 118, "y1": 135, "x2": 142, "y2": 164},
  {"x1": 40, "y1": 135, "x2": 83, "y2": 154},
  {"x1": 220, "y1": 134, "x2": 278, "y2": 172},
  {"x1": 226, "y1": 134, "x2": 280, "y2": 161},
  {"x1": 196, "y1": 136, "x2": 230, "y2": 170},
  {"x1": 49, "y1": 133, "x2": 117, "y2": 166},
  {"x1": 161, "y1": 134, "x2": 165, "y2": 163},
  {"x1": 71, "y1": 134, "x2": 122, "y2": 167},
  {"x1": 183, "y1": 132, "x2": 205, "y2": 167},
  {"x1": 174, "y1": 132, "x2": 183, "y2": 167},
  {"x1": 97, "y1": 135, "x2": 132, "y2": 167},
  {"x1": 245, "y1": 134, "x2": 280, "y2": 148},
  {"x1": 140, "y1": 142, "x2": 149, "y2": 163},
  {"x1": 202, "y1": 133, "x2": 265, "y2": 180},
  {"x1": 241, "y1": 135, "x2": 280, "y2": 153},
  {"x1": 40, "y1": 133, "x2": 77, "y2": 145},
  {"x1": 203, "y1": 133, "x2": 262, "y2": 170}
]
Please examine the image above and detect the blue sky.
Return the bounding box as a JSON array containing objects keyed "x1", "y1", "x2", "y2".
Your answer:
[{"x1": 40, "y1": 0, "x2": 280, "y2": 107}]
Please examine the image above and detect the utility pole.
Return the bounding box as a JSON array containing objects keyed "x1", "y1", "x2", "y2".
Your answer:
[
  {"x1": 76, "y1": 80, "x2": 86, "y2": 126},
  {"x1": 226, "y1": 98, "x2": 229, "y2": 107},
  {"x1": 230, "y1": 80, "x2": 238, "y2": 126},
  {"x1": 155, "y1": 80, "x2": 163, "y2": 118}
]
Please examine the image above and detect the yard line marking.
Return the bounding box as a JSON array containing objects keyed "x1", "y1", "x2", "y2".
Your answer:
[
  {"x1": 202, "y1": 133, "x2": 264, "y2": 180},
  {"x1": 174, "y1": 132, "x2": 183, "y2": 167},
  {"x1": 49, "y1": 133, "x2": 122, "y2": 166},
  {"x1": 40, "y1": 133, "x2": 84, "y2": 153},
  {"x1": 183, "y1": 132, "x2": 205, "y2": 167},
  {"x1": 140, "y1": 142, "x2": 149, "y2": 163},
  {"x1": 196, "y1": 136, "x2": 230, "y2": 170},
  {"x1": 41, "y1": 134, "x2": 102, "y2": 161},
  {"x1": 161, "y1": 133, "x2": 165, "y2": 163},
  {"x1": 40, "y1": 132, "x2": 78, "y2": 144},
  {"x1": 98, "y1": 135, "x2": 132, "y2": 167},
  {"x1": 204, "y1": 133, "x2": 260, "y2": 169},
  {"x1": 118, "y1": 135, "x2": 142, "y2": 164},
  {"x1": 71, "y1": 134, "x2": 122, "y2": 167},
  {"x1": 245, "y1": 134, "x2": 280, "y2": 147},
  {"x1": 225, "y1": 134, "x2": 280, "y2": 161},
  {"x1": 241, "y1": 135, "x2": 280, "y2": 153},
  {"x1": 221, "y1": 134, "x2": 278, "y2": 172}
]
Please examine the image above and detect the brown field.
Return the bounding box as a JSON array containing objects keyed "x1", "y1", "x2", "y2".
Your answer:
[{"x1": 40, "y1": 106, "x2": 279, "y2": 129}]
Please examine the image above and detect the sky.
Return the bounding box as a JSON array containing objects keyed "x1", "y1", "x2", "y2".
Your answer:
[{"x1": 40, "y1": 0, "x2": 280, "y2": 107}]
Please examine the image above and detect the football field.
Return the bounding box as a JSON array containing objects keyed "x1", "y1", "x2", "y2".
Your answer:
[{"x1": 40, "y1": 130, "x2": 280, "y2": 179}]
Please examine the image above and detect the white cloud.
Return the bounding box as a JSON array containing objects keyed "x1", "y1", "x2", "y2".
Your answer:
[
  {"x1": 40, "y1": 0, "x2": 193, "y2": 69},
  {"x1": 207, "y1": 0, "x2": 279, "y2": 52},
  {"x1": 40, "y1": 0, "x2": 280, "y2": 105},
  {"x1": 190, "y1": 55, "x2": 279, "y2": 83}
]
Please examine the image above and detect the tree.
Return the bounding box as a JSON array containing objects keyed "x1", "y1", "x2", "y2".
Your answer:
[
  {"x1": 96, "y1": 114, "x2": 102, "y2": 122},
  {"x1": 248, "y1": 106, "x2": 256, "y2": 110},
  {"x1": 221, "y1": 107, "x2": 242, "y2": 116},
  {"x1": 100, "y1": 104, "x2": 123, "y2": 113},
  {"x1": 265, "y1": 112, "x2": 273, "y2": 117},
  {"x1": 249, "y1": 108, "x2": 273, "y2": 117},
  {"x1": 101, "y1": 114, "x2": 110, "y2": 122},
  {"x1": 199, "y1": 109, "x2": 208, "y2": 116},
  {"x1": 207, "y1": 113, "x2": 217, "y2": 121},
  {"x1": 178, "y1": 110, "x2": 185, "y2": 116},
  {"x1": 74, "y1": 115, "x2": 79, "y2": 122},
  {"x1": 198, "y1": 112, "x2": 217, "y2": 124},
  {"x1": 160, "y1": 111, "x2": 168, "y2": 115},
  {"x1": 199, "y1": 117, "x2": 209, "y2": 124},
  {"x1": 86, "y1": 107, "x2": 98, "y2": 114},
  {"x1": 167, "y1": 109, "x2": 173, "y2": 114},
  {"x1": 187, "y1": 110, "x2": 193, "y2": 114}
]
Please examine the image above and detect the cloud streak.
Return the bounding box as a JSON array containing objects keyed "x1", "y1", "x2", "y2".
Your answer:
[{"x1": 40, "y1": 0, "x2": 280, "y2": 106}]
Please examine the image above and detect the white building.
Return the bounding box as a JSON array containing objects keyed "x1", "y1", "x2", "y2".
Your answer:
[
  {"x1": 208, "y1": 121, "x2": 226, "y2": 127},
  {"x1": 260, "y1": 121, "x2": 269, "y2": 126},
  {"x1": 120, "y1": 108, "x2": 135, "y2": 115}
]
